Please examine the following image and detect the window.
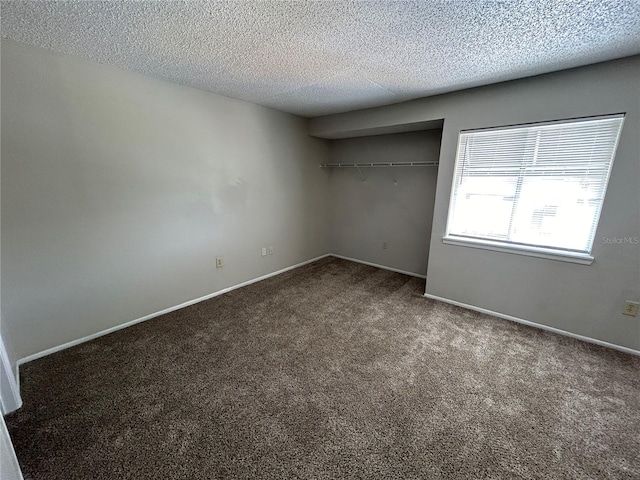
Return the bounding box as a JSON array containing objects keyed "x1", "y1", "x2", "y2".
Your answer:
[{"x1": 444, "y1": 114, "x2": 625, "y2": 264}]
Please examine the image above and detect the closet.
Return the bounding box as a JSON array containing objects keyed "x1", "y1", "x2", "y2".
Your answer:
[{"x1": 323, "y1": 126, "x2": 443, "y2": 277}]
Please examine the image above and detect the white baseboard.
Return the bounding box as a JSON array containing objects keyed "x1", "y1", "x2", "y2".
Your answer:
[
  {"x1": 329, "y1": 254, "x2": 426, "y2": 279},
  {"x1": 16, "y1": 254, "x2": 332, "y2": 378},
  {"x1": 423, "y1": 293, "x2": 640, "y2": 356},
  {"x1": 0, "y1": 334, "x2": 22, "y2": 414}
]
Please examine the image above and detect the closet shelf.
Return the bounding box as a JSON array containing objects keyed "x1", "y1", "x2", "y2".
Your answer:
[{"x1": 320, "y1": 161, "x2": 438, "y2": 168}]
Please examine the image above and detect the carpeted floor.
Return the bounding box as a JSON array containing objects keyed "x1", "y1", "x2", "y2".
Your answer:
[{"x1": 5, "y1": 257, "x2": 640, "y2": 479}]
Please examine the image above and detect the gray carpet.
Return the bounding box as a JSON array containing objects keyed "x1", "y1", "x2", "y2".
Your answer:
[{"x1": 5, "y1": 257, "x2": 640, "y2": 479}]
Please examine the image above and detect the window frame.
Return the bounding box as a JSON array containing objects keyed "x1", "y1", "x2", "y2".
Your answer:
[{"x1": 442, "y1": 114, "x2": 625, "y2": 265}]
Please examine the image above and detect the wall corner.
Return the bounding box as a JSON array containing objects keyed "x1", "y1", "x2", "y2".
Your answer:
[{"x1": 0, "y1": 334, "x2": 22, "y2": 415}]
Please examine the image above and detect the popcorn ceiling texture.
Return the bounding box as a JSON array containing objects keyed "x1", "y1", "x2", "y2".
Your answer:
[{"x1": 1, "y1": 1, "x2": 639, "y2": 117}]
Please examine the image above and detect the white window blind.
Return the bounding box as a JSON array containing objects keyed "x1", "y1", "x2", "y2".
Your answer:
[{"x1": 445, "y1": 114, "x2": 624, "y2": 259}]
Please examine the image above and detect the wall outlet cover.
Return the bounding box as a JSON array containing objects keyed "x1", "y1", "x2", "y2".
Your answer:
[{"x1": 622, "y1": 301, "x2": 639, "y2": 317}]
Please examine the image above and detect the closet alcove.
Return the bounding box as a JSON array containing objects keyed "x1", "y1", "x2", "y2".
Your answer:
[{"x1": 321, "y1": 122, "x2": 444, "y2": 277}]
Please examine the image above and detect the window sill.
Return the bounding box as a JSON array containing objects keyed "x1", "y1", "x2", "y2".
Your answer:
[{"x1": 442, "y1": 236, "x2": 594, "y2": 265}]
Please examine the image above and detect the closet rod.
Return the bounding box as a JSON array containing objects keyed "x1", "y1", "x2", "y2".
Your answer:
[{"x1": 320, "y1": 161, "x2": 438, "y2": 168}]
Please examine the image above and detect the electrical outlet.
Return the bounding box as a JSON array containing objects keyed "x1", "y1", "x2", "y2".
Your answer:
[
  {"x1": 261, "y1": 247, "x2": 267, "y2": 256},
  {"x1": 622, "y1": 301, "x2": 639, "y2": 317},
  {"x1": 268, "y1": 246, "x2": 274, "y2": 255},
  {"x1": 216, "y1": 256, "x2": 223, "y2": 268},
  {"x1": 382, "y1": 242, "x2": 389, "y2": 250}
]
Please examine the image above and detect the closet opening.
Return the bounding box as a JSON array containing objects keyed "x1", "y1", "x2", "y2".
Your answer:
[{"x1": 322, "y1": 122, "x2": 444, "y2": 278}]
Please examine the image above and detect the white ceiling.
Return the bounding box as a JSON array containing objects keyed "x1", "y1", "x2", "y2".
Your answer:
[{"x1": 2, "y1": 1, "x2": 639, "y2": 118}]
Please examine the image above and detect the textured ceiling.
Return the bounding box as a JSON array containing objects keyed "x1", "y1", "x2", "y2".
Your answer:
[{"x1": 2, "y1": 1, "x2": 639, "y2": 118}]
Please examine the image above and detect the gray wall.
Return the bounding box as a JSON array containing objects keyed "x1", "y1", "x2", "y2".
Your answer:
[
  {"x1": 327, "y1": 131, "x2": 440, "y2": 276},
  {"x1": 1, "y1": 39, "x2": 331, "y2": 369},
  {"x1": 311, "y1": 56, "x2": 640, "y2": 351}
]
